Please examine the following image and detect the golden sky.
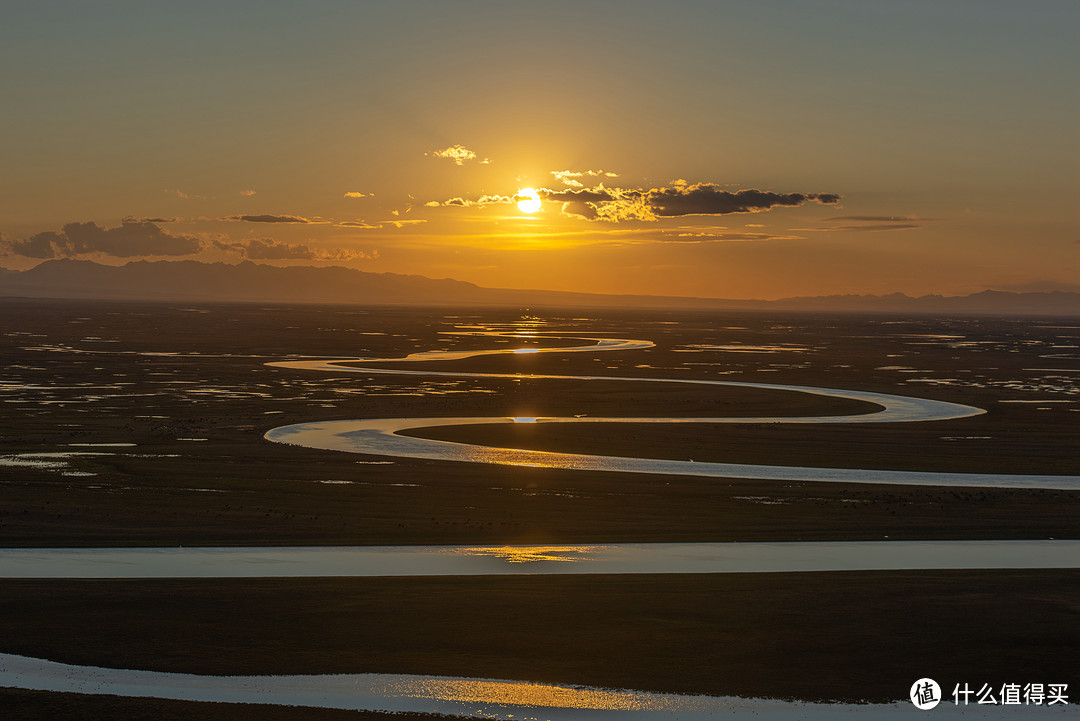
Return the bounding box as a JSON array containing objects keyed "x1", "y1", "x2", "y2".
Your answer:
[{"x1": 1, "y1": 1, "x2": 1076, "y2": 299}]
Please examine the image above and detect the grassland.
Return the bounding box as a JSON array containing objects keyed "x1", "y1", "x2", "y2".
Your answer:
[{"x1": 1, "y1": 298, "x2": 1077, "y2": 716}]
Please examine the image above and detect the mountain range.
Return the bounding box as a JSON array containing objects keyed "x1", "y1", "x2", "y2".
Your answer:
[{"x1": 2, "y1": 259, "x2": 1078, "y2": 315}]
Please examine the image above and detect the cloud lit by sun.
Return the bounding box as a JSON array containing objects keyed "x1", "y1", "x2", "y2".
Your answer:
[{"x1": 1, "y1": 3, "x2": 1074, "y2": 301}]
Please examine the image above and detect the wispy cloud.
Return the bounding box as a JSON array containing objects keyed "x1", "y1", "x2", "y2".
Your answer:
[
  {"x1": 429, "y1": 225, "x2": 802, "y2": 250},
  {"x1": 318, "y1": 247, "x2": 379, "y2": 261},
  {"x1": 989, "y1": 279, "x2": 1080, "y2": 293},
  {"x1": 799, "y1": 215, "x2": 924, "y2": 232},
  {"x1": 550, "y1": 170, "x2": 618, "y2": 187},
  {"x1": 659, "y1": 231, "x2": 803, "y2": 243},
  {"x1": 427, "y1": 144, "x2": 487, "y2": 165},
  {"x1": 797, "y1": 223, "x2": 921, "y2": 232},
  {"x1": 344, "y1": 191, "x2": 371, "y2": 199},
  {"x1": 826, "y1": 215, "x2": 923, "y2": 222},
  {"x1": 240, "y1": 189, "x2": 257, "y2": 197},
  {"x1": 424, "y1": 195, "x2": 513, "y2": 208},
  {"x1": 2, "y1": 220, "x2": 201, "y2": 259},
  {"x1": 226, "y1": 214, "x2": 315, "y2": 224},
  {"x1": 213, "y1": 238, "x2": 376, "y2": 262},
  {"x1": 552, "y1": 173, "x2": 584, "y2": 188}
]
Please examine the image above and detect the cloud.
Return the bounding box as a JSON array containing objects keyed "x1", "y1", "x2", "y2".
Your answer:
[
  {"x1": 3, "y1": 220, "x2": 202, "y2": 259},
  {"x1": 226, "y1": 214, "x2": 313, "y2": 224},
  {"x1": 797, "y1": 223, "x2": 921, "y2": 232},
  {"x1": 379, "y1": 219, "x2": 427, "y2": 228},
  {"x1": 794, "y1": 214, "x2": 925, "y2": 233},
  {"x1": 551, "y1": 172, "x2": 585, "y2": 188},
  {"x1": 841, "y1": 224, "x2": 920, "y2": 232},
  {"x1": 319, "y1": 247, "x2": 379, "y2": 261},
  {"x1": 214, "y1": 238, "x2": 314, "y2": 260},
  {"x1": 659, "y1": 231, "x2": 803, "y2": 243},
  {"x1": 426, "y1": 181, "x2": 841, "y2": 224},
  {"x1": 124, "y1": 216, "x2": 175, "y2": 223},
  {"x1": 428, "y1": 144, "x2": 486, "y2": 165},
  {"x1": 990, "y1": 279, "x2": 1080, "y2": 293},
  {"x1": 240, "y1": 190, "x2": 257, "y2": 197},
  {"x1": 537, "y1": 188, "x2": 619, "y2": 204},
  {"x1": 543, "y1": 187, "x2": 655, "y2": 222},
  {"x1": 3, "y1": 233, "x2": 59, "y2": 259},
  {"x1": 550, "y1": 170, "x2": 619, "y2": 187},
  {"x1": 559, "y1": 201, "x2": 598, "y2": 220},
  {"x1": 425, "y1": 195, "x2": 513, "y2": 208},
  {"x1": 344, "y1": 191, "x2": 370, "y2": 199},
  {"x1": 214, "y1": 238, "x2": 376, "y2": 262},
  {"x1": 826, "y1": 215, "x2": 922, "y2": 222},
  {"x1": 335, "y1": 220, "x2": 379, "y2": 228},
  {"x1": 646, "y1": 185, "x2": 840, "y2": 217}
]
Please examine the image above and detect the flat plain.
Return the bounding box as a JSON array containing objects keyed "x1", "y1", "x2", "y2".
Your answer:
[{"x1": 1, "y1": 298, "x2": 1078, "y2": 716}]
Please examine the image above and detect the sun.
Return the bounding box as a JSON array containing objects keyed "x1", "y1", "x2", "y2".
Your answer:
[{"x1": 516, "y1": 188, "x2": 542, "y2": 214}]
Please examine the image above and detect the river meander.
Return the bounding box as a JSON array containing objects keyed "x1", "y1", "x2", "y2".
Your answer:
[{"x1": 264, "y1": 332, "x2": 1080, "y2": 489}]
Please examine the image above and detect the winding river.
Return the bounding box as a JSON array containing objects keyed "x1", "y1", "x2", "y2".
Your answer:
[
  {"x1": 265, "y1": 331, "x2": 1080, "y2": 489},
  {"x1": 3, "y1": 652, "x2": 1073, "y2": 719}
]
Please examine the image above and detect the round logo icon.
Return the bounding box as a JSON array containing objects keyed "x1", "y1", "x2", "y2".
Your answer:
[{"x1": 910, "y1": 678, "x2": 942, "y2": 710}]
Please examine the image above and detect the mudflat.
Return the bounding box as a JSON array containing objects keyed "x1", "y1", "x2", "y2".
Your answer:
[{"x1": 1, "y1": 298, "x2": 1077, "y2": 715}]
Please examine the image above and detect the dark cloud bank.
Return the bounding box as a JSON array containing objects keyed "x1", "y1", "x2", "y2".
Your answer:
[
  {"x1": 227, "y1": 214, "x2": 313, "y2": 224},
  {"x1": 4, "y1": 219, "x2": 201, "y2": 259},
  {"x1": 434, "y1": 183, "x2": 841, "y2": 222},
  {"x1": 2, "y1": 219, "x2": 366, "y2": 262}
]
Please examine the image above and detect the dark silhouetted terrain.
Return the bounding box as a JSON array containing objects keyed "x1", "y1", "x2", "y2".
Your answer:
[{"x1": 2, "y1": 259, "x2": 1078, "y2": 314}]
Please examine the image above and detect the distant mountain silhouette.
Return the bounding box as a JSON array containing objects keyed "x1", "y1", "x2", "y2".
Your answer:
[
  {"x1": 2, "y1": 259, "x2": 1078, "y2": 315},
  {"x1": 2, "y1": 259, "x2": 493, "y2": 305},
  {"x1": 768, "y1": 290, "x2": 1080, "y2": 315}
]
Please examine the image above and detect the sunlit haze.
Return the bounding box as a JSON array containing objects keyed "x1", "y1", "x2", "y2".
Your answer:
[{"x1": 1, "y1": 1, "x2": 1076, "y2": 300}]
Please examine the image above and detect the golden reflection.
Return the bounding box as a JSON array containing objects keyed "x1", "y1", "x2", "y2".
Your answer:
[
  {"x1": 401, "y1": 677, "x2": 683, "y2": 711},
  {"x1": 458, "y1": 545, "x2": 599, "y2": 563}
]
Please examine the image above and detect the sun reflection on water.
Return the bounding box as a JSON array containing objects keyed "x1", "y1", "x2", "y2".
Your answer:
[
  {"x1": 388, "y1": 677, "x2": 705, "y2": 712},
  {"x1": 457, "y1": 545, "x2": 600, "y2": 563}
]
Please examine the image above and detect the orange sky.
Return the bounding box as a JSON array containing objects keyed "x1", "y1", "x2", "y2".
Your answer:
[{"x1": 1, "y1": 2, "x2": 1076, "y2": 300}]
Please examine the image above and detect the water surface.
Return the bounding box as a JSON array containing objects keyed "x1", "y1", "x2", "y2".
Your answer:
[
  {"x1": 2, "y1": 541, "x2": 1076, "y2": 578},
  {"x1": 264, "y1": 334, "x2": 1079, "y2": 489},
  {"x1": 0, "y1": 653, "x2": 1072, "y2": 719}
]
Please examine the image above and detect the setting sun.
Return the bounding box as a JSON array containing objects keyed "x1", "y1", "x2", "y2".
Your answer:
[{"x1": 516, "y1": 188, "x2": 541, "y2": 214}]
